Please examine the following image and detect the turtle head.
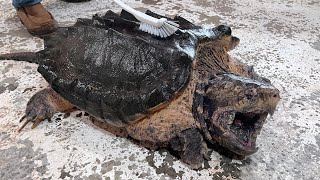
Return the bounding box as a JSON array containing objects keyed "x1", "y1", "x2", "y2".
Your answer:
[
  {"x1": 199, "y1": 74, "x2": 280, "y2": 156},
  {"x1": 215, "y1": 25, "x2": 240, "y2": 51},
  {"x1": 193, "y1": 25, "x2": 240, "y2": 51}
]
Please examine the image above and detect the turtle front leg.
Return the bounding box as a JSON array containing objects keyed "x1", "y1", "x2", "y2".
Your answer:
[
  {"x1": 170, "y1": 128, "x2": 209, "y2": 169},
  {"x1": 18, "y1": 88, "x2": 75, "y2": 132}
]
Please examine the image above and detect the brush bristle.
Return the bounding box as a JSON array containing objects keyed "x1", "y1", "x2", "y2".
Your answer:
[{"x1": 139, "y1": 21, "x2": 179, "y2": 38}]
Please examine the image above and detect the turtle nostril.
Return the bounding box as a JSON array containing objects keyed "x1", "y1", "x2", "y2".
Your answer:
[
  {"x1": 272, "y1": 93, "x2": 280, "y2": 100},
  {"x1": 271, "y1": 89, "x2": 280, "y2": 99}
]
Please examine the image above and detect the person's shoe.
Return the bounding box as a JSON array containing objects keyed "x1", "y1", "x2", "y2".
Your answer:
[{"x1": 17, "y1": 3, "x2": 58, "y2": 36}]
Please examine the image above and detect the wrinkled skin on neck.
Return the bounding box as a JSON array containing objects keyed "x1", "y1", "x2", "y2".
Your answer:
[{"x1": 193, "y1": 29, "x2": 280, "y2": 156}]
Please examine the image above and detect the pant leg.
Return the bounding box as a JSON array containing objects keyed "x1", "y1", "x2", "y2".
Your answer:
[{"x1": 12, "y1": 0, "x2": 42, "y2": 9}]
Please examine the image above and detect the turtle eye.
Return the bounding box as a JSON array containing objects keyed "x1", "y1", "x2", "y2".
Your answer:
[{"x1": 217, "y1": 25, "x2": 232, "y2": 36}]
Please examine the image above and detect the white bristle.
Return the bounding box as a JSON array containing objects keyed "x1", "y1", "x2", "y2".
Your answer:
[
  {"x1": 114, "y1": 0, "x2": 179, "y2": 38},
  {"x1": 139, "y1": 22, "x2": 179, "y2": 38},
  {"x1": 163, "y1": 26, "x2": 170, "y2": 37},
  {"x1": 164, "y1": 23, "x2": 176, "y2": 35},
  {"x1": 151, "y1": 26, "x2": 157, "y2": 35},
  {"x1": 159, "y1": 28, "x2": 166, "y2": 38}
]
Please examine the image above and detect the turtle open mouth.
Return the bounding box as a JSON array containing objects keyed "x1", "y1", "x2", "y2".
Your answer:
[{"x1": 229, "y1": 111, "x2": 268, "y2": 148}]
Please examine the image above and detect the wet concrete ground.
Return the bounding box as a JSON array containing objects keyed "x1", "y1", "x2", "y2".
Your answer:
[{"x1": 0, "y1": 0, "x2": 319, "y2": 179}]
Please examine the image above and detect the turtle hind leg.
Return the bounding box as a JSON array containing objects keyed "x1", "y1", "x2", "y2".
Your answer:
[
  {"x1": 18, "y1": 88, "x2": 75, "y2": 132},
  {"x1": 170, "y1": 128, "x2": 209, "y2": 169}
]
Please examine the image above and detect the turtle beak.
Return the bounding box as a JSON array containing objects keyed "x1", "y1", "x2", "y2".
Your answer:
[{"x1": 266, "y1": 90, "x2": 280, "y2": 116}]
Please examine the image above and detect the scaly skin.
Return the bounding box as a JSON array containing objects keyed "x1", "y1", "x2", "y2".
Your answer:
[{"x1": 17, "y1": 33, "x2": 279, "y2": 169}]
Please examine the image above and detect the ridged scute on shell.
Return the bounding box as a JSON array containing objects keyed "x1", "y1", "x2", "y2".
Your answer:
[{"x1": 38, "y1": 10, "x2": 227, "y2": 126}]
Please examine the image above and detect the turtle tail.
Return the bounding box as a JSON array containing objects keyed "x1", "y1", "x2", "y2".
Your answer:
[{"x1": 0, "y1": 52, "x2": 41, "y2": 64}]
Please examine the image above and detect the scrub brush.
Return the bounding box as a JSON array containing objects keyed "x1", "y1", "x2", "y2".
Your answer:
[{"x1": 114, "y1": 0, "x2": 179, "y2": 38}]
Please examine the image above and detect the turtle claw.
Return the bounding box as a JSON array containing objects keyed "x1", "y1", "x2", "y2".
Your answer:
[
  {"x1": 17, "y1": 89, "x2": 56, "y2": 132},
  {"x1": 18, "y1": 109, "x2": 53, "y2": 132},
  {"x1": 18, "y1": 117, "x2": 33, "y2": 132},
  {"x1": 19, "y1": 115, "x2": 26, "y2": 123},
  {"x1": 31, "y1": 114, "x2": 47, "y2": 129}
]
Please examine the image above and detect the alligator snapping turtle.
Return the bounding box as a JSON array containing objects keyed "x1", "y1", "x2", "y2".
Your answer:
[{"x1": 0, "y1": 10, "x2": 280, "y2": 169}]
